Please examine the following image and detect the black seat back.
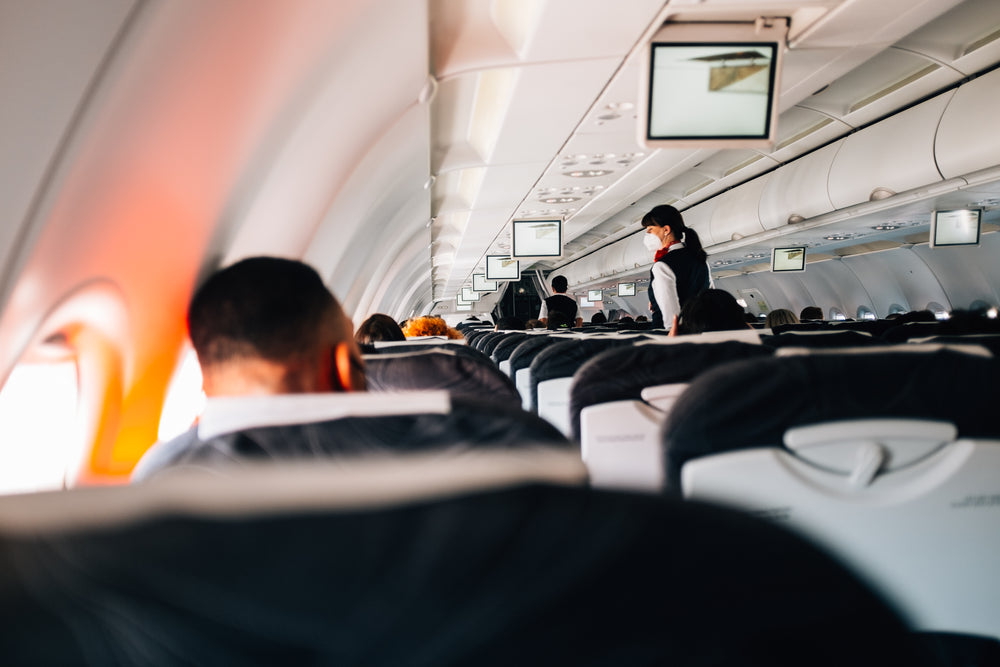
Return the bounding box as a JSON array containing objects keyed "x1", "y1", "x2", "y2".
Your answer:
[{"x1": 365, "y1": 349, "x2": 520, "y2": 407}]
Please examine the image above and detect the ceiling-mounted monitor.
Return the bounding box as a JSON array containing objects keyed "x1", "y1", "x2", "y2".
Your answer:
[
  {"x1": 461, "y1": 287, "x2": 480, "y2": 302},
  {"x1": 486, "y1": 255, "x2": 520, "y2": 280},
  {"x1": 771, "y1": 247, "x2": 806, "y2": 273},
  {"x1": 473, "y1": 273, "x2": 497, "y2": 292},
  {"x1": 587, "y1": 289, "x2": 604, "y2": 302},
  {"x1": 512, "y1": 219, "x2": 562, "y2": 258},
  {"x1": 930, "y1": 209, "x2": 981, "y2": 248},
  {"x1": 456, "y1": 304, "x2": 472, "y2": 312},
  {"x1": 639, "y1": 20, "x2": 787, "y2": 149},
  {"x1": 618, "y1": 282, "x2": 636, "y2": 297}
]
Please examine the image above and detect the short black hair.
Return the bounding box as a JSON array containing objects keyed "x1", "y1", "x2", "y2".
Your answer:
[
  {"x1": 799, "y1": 306, "x2": 823, "y2": 321},
  {"x1": 188, "y1": 257, "x2": 339, "y2": 366},
  {"x1": 551, "y1": 275, "x2": 568, "y2": 293},
  {"x1": 676, "y1": 289, "x2": 745, "y2": 335}
]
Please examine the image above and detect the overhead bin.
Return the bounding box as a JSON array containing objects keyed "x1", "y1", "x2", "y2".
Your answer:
[
  {"x1": 827, "y1": 92, "x2": 954, "y2": 209},
  {"x1": 759, "y1": 140, "x2": 842, "y2": 230},
  {"x1": 709, "y1": 174, "x2": 771, "y2": 244},
  {"x1": 621, "y1": 231, "x2": 651, "y2": 271},
  {"x1": 678, "y1": 196, "x2": 719, "y2": 245},
  {"x1": 935, "y1": 68, "x2": 1000, "y2": 179}
]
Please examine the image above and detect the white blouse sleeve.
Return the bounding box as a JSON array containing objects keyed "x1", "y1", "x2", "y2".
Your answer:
[{"x1": 652, "y1": 261, "x2": 681, "y2": 328}]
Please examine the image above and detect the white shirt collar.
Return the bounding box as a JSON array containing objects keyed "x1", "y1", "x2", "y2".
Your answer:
[{"x1": 197, "y1": 391, "x2": 451, "y2": 440}]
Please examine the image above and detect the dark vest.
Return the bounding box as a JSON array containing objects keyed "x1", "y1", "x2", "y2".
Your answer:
[
  {"x1": 648, "y1": 246, "x2": 709, "y2": 328},
  {"x1": 545, "y1": 294, "x2": 578, "y2": 321}
]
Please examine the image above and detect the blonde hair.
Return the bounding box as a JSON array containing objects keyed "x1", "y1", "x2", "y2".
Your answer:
[{"x1": 765, "y1": 308, "x2": 799, "y2": 329}]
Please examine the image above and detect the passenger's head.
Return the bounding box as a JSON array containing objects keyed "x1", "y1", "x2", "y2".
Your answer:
[
  {"x1": 188, "y1": 257, "x2": 364, "y2": 396},
  {"x1": 495, "y1": 316, "x2": 526, "y2": 331},
  {"x1": 590, "y1": 311, "x2": 607, "y2": 325},
  {"x1": 402, "y1": 316, "x2": 464, "y2": 339},
  {"x1": 799, "y1": 306, "x2": 823, "y2": 321},
  {"x1": 765, "y1": 308, "x2": 799, "y2": 329},
  {"x1": 641, "y1": 204, "x2": 706, "y2": 262},
  {"x1": 676, "y1": 289, "x2": 746, "y2": 335},
  {"x1": 525, "y1": 318, "x2": 545, "y2": 330},
  {"x1": 547, "y1": 310, "x2": 573, "y2": 330},
  {"x1": 354, "y1": 314, "x2": 405, "y2": 345},
  {"x1": 551, "y1": 275, "x2": 568, "y2": 293}
]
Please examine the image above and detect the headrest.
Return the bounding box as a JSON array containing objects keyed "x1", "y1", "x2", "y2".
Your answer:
[
  {"x1": 375, "y1": 337, "x2": 466, "y2": 348},
  {"x1": 569, "y1": 341, "x2": 771, "y2": 441},
  {"x1": 762, "y1": 329, "x2": 881, "y2": 349},
  {"x1": 0, "y1": 461, "x2": 920, "y2": 664},
  {"x1": 663, "y1": 348, "x2": 1000, "y2": 490},
  {"x1": 364, "y1": 349, "x2": 520, "y2": 406}
]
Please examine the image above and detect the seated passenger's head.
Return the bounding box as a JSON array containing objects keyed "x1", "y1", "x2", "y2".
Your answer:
[
  {"x1": 546, "y1": 310, "x2": 572, "y2": 330},
  {"x1": 495, "y1": 316, "x2": 525, "y2": 331},
  {"x1": 765, "y1": 308, "x2": 799, "y2": 329},
  {"x1": 676, "y1": 289, "x2": 747, "y2": 335},
  {"x1": 402, "y1": 316, "x2": 464, "y2": 339},
  {"x1": 550, "y1": 275, "x2": 568, "y2": 294},
  {"x1": 590, "y1": 311, "x2": 607, "y2": 325},
  {"x1": 355, "y1": 314, "x2": 405, "y2": 345},
  {"x1": 188, "y1": 257, "x2": 365, "y2": 396},
  {"x1": 799, "y1": 306, "x2": 823, "y2": 321}
]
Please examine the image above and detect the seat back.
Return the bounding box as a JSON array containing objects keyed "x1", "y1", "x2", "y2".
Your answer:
[
  {"x1": 572, "y1": 341, "x2": 770, "y2": 491},
  {"x1": 530, "y1": 338, "x2": 637, "y2": 418},
  {"x1": 2, "y1": 453, "x2": 926, "y2": 666},
  {"x1": 508, "y1": 335, "x2": 562, "y2": 408},
  {"x1": 762, "y1": 329, "x2": 882, "y2": 349},
  {"x1": 365, "y1": 349, "x2": 520, "y2": 407},
  {"x1": 491, "y1": 332, "x2": 530, "y2": 365},
  {"x1": 665, "y1": 348, "x2": 1000, "y2": 639}
]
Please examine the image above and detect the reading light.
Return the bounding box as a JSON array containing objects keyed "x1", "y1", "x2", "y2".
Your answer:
[
  {"x1": 567, "y1": 169, "x2": 613, "y2": 178},
  {"x1": 872, "y1": 224, "x2": 898, "y2": 231}
]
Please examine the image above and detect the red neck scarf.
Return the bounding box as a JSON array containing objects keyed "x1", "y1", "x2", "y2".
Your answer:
[{"x1": 654, "y1": 240, "x2": 680, "y2": 262}]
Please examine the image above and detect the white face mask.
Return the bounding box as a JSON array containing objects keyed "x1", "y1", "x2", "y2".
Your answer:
[{"x1": 643, "y1": 232, "x2": 662, "y2": 252}]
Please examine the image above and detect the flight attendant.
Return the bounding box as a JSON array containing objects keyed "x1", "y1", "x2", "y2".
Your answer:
[{"x1": 642, "y1": 204, "x2": 710, "y2": 330}]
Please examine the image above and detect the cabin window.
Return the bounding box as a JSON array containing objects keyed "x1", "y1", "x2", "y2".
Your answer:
[
  {"x1": 829, "y1": 308, "x2": 847, "y2": 321},
  {"x1": 0, "y1": 360, "x2": 80, "y2": 494},
  {"x1": 888, "y1": 303, "x2": 906, "y2": 316},
  {"x1": 158, "y1": 347, "x2": 206, "y2": 442},
  {"x1": 856, "y1": 306, "x2": 876, "y2": 321},
  {"x1": 969, "y1": 300, "x2": 998, "y2": 319},
  {"x1": 927, "y1": 302, "x2": 950, "y2": 320}
]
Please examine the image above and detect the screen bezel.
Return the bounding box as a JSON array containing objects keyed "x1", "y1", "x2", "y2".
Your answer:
[
  {"x1": 617, "y1": 282, "x2": 637, "y2": 297},
  {"x1": 639, "y1": 21, "x2": 787, "y2": 149},
  {"x1": 930, "y1": 209, "x2": 982, "y2": 248},
  {"x1": 485, "y1": 255, "x2": 520, "y2": 280},
  {"x1": 461, "y1": 287, "x2": 481, "y2": 302},
  {"x1": 473, "y1": 273, "x2": 498, "y2": 292},
  {"x1": 771, "y1": 246, "x2": 806, "y2": 273},
  {"x1": 587, "y1": 289, "x2": 604, "y2": 302},
  {"x1": 511, "y1": 218, "x2": 563, "y2": 259}
]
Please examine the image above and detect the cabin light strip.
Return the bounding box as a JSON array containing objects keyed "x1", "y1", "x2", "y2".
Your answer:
[
  {"x1": 848, "y1": 64, "x2": 941, "y2": 114},
  {"x1": 962, "y1": 27, "x2": 1000, "y2": 57}
]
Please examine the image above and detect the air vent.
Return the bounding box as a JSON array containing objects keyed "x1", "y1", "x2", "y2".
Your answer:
[
  {"x1": 848, "y1": 64, "x2": 941, "y2": 114},
  {"x1": 724, "y1": 154, "x2": 766, "y2": 176},
  {"x1": 684, "y1": 179, "x2": 714, "y2": 197},
  {"x1": 963, "y1": 27, "x2": 1000, "y2": 57},
  {"x1": 775, "y1": 118, "x2": 833, "y2": 151}
]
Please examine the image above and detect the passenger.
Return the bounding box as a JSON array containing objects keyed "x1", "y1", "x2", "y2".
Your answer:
[
  {"x1": 132, "y1": 257, "x2": 367, "y2": 480},
  {"x1": 635, "y1": 315, "x2": 648, "y2": 323},
  {"x1": 674, "y1": 289, "x2": 748, "y2": 335},
  {"x1": 641, "y1": 204, "x2": 711, "y2": 329},
  {"x1": 546, "y1": 310, "x2": 573, "y2": 331},
  {"x1": 539, "y1": 275, "x2": 583, "y2": 328},
  {"x1": 765, "y1": 308, "x2": 799, "y2": 329},
  {"x1": 590, "y1": 311, "x2": 607, "y2": 325},
  {"x1": 354, "y1": 313, "x2": 405, "y2": 344},
  {"x1": 799, "y1": 306, "x2": 823, "y2": 321},
  {"x1": 495, "y1": 316, "x2": 526, "y2": 331},
  {"x1": 524, "y1": 318, "x2": 545, "y2": 330},
  {"x1": 402, "y1": 315, "x2": 464, "y2": 339},
  {"x1": 619, "y1": 316, "x2": 635, "y2": 325}
]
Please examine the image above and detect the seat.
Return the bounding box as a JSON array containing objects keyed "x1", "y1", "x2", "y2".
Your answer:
[
  {"x1": 133, "y1": 390, "x2": 568, "y2": 481},
  {"x1": 0, "y1": 451, "x2": 927, "y2": 666},
  {"x1": 664, "y1": 347, "x2": 1000, "y2": 641},
  {"x1": 364, "y1": 349, "x2": 520, "y2": 407},
  {"x1": 530, "y1": 338, "x2": 639, "y2": 432},
  {"x1": 473, "y1": 331, "x2": 505, "y2": 353},
  {"x1": 481, "y1": 331, "x2": 517, "y2": 358},
  {"x1": 571, "y1": 341, "x2": 770, "y2": 491},
  {"x1": 508, "y1": 335, "x2": 563, "y2": 410},
  {"x1": 491, "y1": 332, "x2": 530, "y2": 370},
  {"x1": 762, "y1": 329, "x2": 883, "y2": 349}
]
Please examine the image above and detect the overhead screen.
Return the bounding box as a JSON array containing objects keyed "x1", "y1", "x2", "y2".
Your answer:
[
  {"x1": 771, "y1": 247, "x2": 806, "y2": 273},
  {"x1": 486, "y1": 255, "x2": 520, "y2": 280},
  {"x1": 473, "y1": 273, "x2": 497, "y2": 292},
  {"x1": 461, "y1": 287, "x2": 480, "y2": 302},
  {"x1": 640, "y1": 21, "x2": 786, "y2": 149},
  {"x1": 618, "y1": 282, "x2": 636, "y2": 297},
  {"x1": 587, "y1": 289, "x2": 604, "y2": 302},
  {"x1": 931, "y1": 209, "x2": 981, "y2": 247},
  {"x1": 456, "y1": 304, "x2": 472, "y2": 312},
  {"x1": 512, "y1": 219, "x2": 562, "y2": 258}
]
